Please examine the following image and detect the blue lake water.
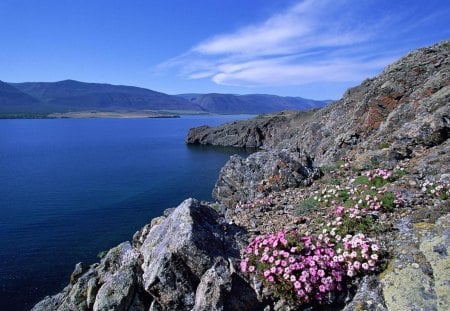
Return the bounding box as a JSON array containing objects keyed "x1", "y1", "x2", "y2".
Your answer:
[{"x1": 0, "y1": 116, "x2": 253, "y2": 311}]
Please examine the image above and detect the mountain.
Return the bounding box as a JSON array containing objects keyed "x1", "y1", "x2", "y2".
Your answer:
[
  {"x1": 178, "y1": 93, "x2": 330, "y2": 114},
  {"x1": 0, "y1": 80, "x2": 47, "y2": 113},
  {"x1": 0, "y1": 80, "x2": 330, "y2": 117},
  {"x1": 10, "y1": 80, "x2": 202, "y2": 112}
]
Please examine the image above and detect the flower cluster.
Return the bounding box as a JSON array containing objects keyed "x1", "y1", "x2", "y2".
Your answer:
[
  {"x1": 365, "y1": 169, "x2": 393, "y2": 181},
  {"x1": 241, "y1": 230, "x2": 380, "y2": 304},
  {"x1": 235, "y1": 196, "x2": 274, "y2": 209},
  {"x1": 341, "y1": 233, "x2": 380, "y2": 277},
  {"x1": 339, "y1": 157, "x2": 352, "y2": 170},
  {"x1": 313, "y1": 183, "x2": 404, "y2": 216},
  {"x1": 420, "y1": 179, "x2": 450, "y2": 200}
]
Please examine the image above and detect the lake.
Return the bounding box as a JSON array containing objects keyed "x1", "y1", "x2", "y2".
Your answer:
[{"x1": 0, "y1": 115, "x2": 253, "y2": 311}]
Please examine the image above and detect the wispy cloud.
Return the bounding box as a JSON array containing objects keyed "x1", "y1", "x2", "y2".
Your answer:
[{"x1": 157, "y1": 0, "x2": 433, "y2": 88}]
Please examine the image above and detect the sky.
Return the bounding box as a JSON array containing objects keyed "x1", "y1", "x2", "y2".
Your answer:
[{"x1": 0, "y1": 0, "x2": 449, "y2": 100}]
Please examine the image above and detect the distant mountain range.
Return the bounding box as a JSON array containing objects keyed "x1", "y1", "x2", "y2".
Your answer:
[
  {"x1": 177, "y1": 93, "x2": 330, "y2": 114},
  {"x1": 0, "y1": 80, "x2": 331, "y2": 117}
]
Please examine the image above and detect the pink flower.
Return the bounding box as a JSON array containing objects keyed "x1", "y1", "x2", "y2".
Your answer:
[
  {"x1": 335, "y1": 205, "x2": 345, "y2": 215},
  {"x1": 362, "y1": 263, "x2": 369, "y2": 270},
  {"x1": 294, "y1": 281, "x2": 302, "y2": 289},
  {"x1": 240, "y1": 261, "x2": 247, "y2": 272},
  {"x1": 263, "y1": 270, "x2": 271, "y2": 277},
  {"x1": 319, "y1": 285, "x2": 326, "y2": 293},
  {"x1": 267, "y1": 276, "x2": 274, "y2": 282},
  {"x1": 248, "y1": 265, "x2": 255, "y2": 272}
]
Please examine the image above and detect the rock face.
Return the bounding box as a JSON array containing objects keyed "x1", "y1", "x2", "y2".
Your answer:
[
  {"x1": 186, "y1": 110, "x2": 317, "y2": 148},
  {"x1": 191, "y1": 41, "x2": 450, "y2": 206},
  {"x1": 32, "y1": 199, "x2": 259, "y2": 311}
]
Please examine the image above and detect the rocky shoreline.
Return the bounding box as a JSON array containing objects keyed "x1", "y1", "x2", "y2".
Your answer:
[{"x1": 32, "y1": 41, "x2": 449, "y2": 310}]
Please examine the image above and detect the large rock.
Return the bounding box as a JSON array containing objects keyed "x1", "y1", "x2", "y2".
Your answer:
[
  {"x1": 213, "y1": 148, "x2": 321, "y2": 206},
  {"x1": 140, "y1": 198, "x2": 259, "y2": 310},
  {"x1": 380, "y1": 215, "x2": 450, "y2": 311},
  {"x1": 32, "y1": 242, "x2": 140, "y2": 311}
]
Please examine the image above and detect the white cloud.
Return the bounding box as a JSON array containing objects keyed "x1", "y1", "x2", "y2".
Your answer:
[{"x1": 158, "y1": 0, "x2": 406, "y2": 87}]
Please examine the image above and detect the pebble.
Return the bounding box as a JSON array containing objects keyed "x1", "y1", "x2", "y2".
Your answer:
[{"x1": 411, "y1": 263, "x2": 420, "y2": 269}]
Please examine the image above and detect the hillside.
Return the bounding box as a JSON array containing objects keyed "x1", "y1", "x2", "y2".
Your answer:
[
  {"x1": 32, "y1": 41, "x2": 449, "y2": 311},
  {"x1": 0, "y1": 80, "x2": 48, "y2": 114},
  {"x1": 0, "y1": 80, "x2": 329, "y2": 117},
  {"x1": 10, "y1": 80, "x2": 202, "y2": 113},
  {"x1": 178, "y1": 93, "x2": 329, "y2": 114}
]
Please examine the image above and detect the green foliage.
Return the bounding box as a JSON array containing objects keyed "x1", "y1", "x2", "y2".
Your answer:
[
  {"x1": 97, "y1": 250, "x2": 108, "y2": 259},
  {"x1": 379, "y1": 192, "x2": 396, "y2": 212},
  {"x1": 211, "y1": 203, "x2": 221, "y2": 212},
  {"x1": 354, "y1": 175, "x2": 370, "y2": 186},
  {"x1": 394, "y1": 168, "x2": 407, "y2": 179},
  {"x1": 296, "y1": 197, "x2": 321, "y2": 215},
  {"x1": 337, "y1": 214, "x2": 377, "y2": 236},
  {"x1": 378, "y1": 142, "x2": 390, "y2": 149}
]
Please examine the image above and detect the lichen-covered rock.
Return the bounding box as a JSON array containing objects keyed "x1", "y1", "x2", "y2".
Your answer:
[{"x1": 379, "y1": 214, "x2": 450, "y2": 311}]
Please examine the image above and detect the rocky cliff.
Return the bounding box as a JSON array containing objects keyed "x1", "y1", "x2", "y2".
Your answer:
[
  {"x1": 33, "y1": 41, "x2": 449, "y2": 311},
  {"x1": 189, "y1": 41, "x2": 449, "y2": 206}
]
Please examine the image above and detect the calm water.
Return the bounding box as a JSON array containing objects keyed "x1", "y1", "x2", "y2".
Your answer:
[{"x1": 0, "y1": 116, "x2": 253, "y2": 311}]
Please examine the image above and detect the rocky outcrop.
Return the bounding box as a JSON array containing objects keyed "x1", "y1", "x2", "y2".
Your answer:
[
  {"x1": 186, "y1": 110, "x2": 316, "y2": 148},
  {"x1": 213, "y1": 148, "x2": 321, "y2": 207},
  {"x1": 192, "y1": 41, "x2": 449, "y2": 206},
  {"x1": 32, "y1": 199, "x2": 259, "y2": 311},
  {"x1": 139, "y1": 198, "x2": 257, "y2": 310}
]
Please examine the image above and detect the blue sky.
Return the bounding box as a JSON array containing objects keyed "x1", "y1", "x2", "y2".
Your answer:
[{"x1": 0, "y1": 0, "x2": 449, "y2": 99}]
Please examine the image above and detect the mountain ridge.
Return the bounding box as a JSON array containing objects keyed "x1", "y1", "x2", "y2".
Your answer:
[
  {"x1": 177, "y1": 92, "x2": 330, "y2": 114},
  {"x1": 0, "y1": 80, "x2": 330, "y2": 117}
]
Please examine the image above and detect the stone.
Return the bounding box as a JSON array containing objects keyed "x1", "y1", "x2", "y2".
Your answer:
[
  {"x1": 140, "y1": 198, "x2": 253, "y2": 310},
  {"x1": 213, "y1": 149, "x2": 321, "y2": 206},
  {"x1": 193, "y1": 259, "x2": 231, "y2": 311},
  {"x1": 70, "y1": 262, "x2": 89, "y2": 285},
  {"x1": 93, "y1": 267, "x2": 136, "y2": 311}
]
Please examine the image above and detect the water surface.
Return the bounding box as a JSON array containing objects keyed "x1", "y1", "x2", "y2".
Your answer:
[{"x1": 0, "y1": 116, "x2": 253, "y2": 310}]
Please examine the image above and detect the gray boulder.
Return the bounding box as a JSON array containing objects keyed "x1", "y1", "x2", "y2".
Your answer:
[
  {"x1": 140, "y1": 198, "x2": 258, "y2": 310},
  {"x1": 213, "y1": 149, "x2": 321, "y2": 207}
]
